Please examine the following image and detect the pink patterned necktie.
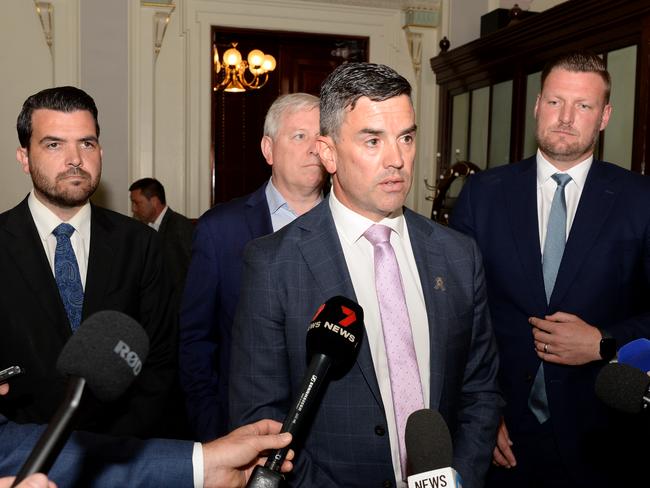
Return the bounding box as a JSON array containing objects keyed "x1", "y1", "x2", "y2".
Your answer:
[{"x1": 364, "y1": 223, "x2": 424, "y2": 479}]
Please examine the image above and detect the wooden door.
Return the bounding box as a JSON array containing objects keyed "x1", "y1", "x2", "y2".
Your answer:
[{"x1": 211, "y1": 27, "x2": 368, "y2": 205}]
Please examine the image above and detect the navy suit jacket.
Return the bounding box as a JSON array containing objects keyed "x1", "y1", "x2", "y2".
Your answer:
[
  {"x1": 229, "y1": 198, "x2": 502, "y2": 488},
  {"x1": 0, "y1": 198, "x2": 176, "y2": 438},
  {"x1": 179, "y1": 183, "x2": 273, "y2": 441},
  {"x1": 0, "y1": 414, "x2": 194, "y2": 487},
  {"x1": 450, "y1": 157, "x2": 650, "y2": 485}
]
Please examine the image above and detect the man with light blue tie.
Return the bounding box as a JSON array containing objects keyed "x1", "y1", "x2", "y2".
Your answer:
[
  {"x1": 230, "y1": 63, "x2": 502, "y2": 488},
  {"x1": 451, "y1": 51, "x2": 650, "y2": 488}
]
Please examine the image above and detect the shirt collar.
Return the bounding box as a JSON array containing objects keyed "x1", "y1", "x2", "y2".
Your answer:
[
  {"x1": 265, "y1": 177, "x2": 290, "y2": 215},
  {"x1": 328, "y1": 188, "x2": 405, "y2": 245},
  {"x1": 28, "y1": 190, "x2": 91, "y2": 240},
  {"x1": 149, "y1": 205, "x2": 168, "y2": 231},
  {"x1": 536, "y1": 149, "x2": 592, "y2": 190}
]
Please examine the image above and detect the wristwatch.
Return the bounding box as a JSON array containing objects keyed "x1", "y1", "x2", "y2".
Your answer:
[{"x1": 598, "y1": 329, "x2": 617, "y2": 361}]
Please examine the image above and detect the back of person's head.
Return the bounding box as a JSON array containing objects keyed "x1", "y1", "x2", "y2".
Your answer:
[
  {"x1": 17, "y1": 86, "x2": 100, "y2": 148},
  {"x1": 541, "y1": 51, "x2": 611, "y2": 103},
  {"x1": 319, "y1": 62, "x2": 411, "y2": 141},
  {"x1": 129, "y1": 177, "x2": 167, "y2": 205},
  {"x1": 263, "y1": 93, "x2": 319, "y2": 139}
]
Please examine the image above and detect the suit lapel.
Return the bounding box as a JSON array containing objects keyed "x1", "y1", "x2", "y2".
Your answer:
[
  {"x1": 404, "y1": 210, "x2": 448, "y2": 408},
  {"x1": 550, "y1": 161, "x2": 619, "y2": 307},
  {"x1": 504, "y1": 159, "x2": 548, "y2": 311},
  {"x1": 158, "y1": 208, "x2": 172, "y2": 235},
  {"x1": 296, "y1": 200, "x2": 383, "y2": 406},
  {"x1": 4, "y1": 198, "x2": 71, "y2": 337},
  {"x1": 83, "y1": 206, "x2": 115, "y2": 318},
  {"x1": 245, "y1": 183, "x2": 273, "y2": 238}
]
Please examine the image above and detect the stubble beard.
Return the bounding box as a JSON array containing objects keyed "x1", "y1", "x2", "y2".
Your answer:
[{"x1": 536, "y1": 117, "x2": 603, "y2": 164}]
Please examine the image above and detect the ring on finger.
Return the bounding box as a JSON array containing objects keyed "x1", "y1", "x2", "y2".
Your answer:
[{"x1": 544, "y1": 343, "x2": 549, "y2": 354}]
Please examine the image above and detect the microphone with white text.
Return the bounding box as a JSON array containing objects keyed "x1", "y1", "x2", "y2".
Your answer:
[
  {"x1": 245, "y1": 296, "x2": 365, "y2": 488},
  {"x1": 11, "y1": 310, "x2": 149, "y2": 486},
  {"x1": 618, "y1": 338, "x2": 650, "y2": 372},
  {"x1": 406, "y1": 409, "x2": 463, "y2": 488},
  {"x1": 595, "y1": 362, "x2": 650, "y2": 414}
]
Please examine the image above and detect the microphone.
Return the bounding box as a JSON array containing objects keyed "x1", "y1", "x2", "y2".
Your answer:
[
  {"x1": 246, "y1": 296, "x2": 364, "y2": 488},
  {"x1": 11, "y1": 310, "x2": 149, "y2": 486},
  {"x1": 618, "y1": 338, "x2": 650, "y2": 372},
  {"x1": 406, "y1": 409, "x2": 463, "y2": 488},
  {"x1": 595, "y1": 362, "x2": 650, "y2": 414}
]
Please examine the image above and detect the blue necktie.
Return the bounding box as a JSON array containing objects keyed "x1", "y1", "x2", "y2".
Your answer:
[
  {"x1": 53, "y1": 223, "x2": 84, "y2": 331},
  {"x1": 528, "y1": 173, "x2": 572, "y2": 424}
]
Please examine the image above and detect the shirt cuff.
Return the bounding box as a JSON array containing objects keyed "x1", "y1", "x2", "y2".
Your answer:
[{"x1": 192, "y1": 442, "x2": 204, "y2": 488}]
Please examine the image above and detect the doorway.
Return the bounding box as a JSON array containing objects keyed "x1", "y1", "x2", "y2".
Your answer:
[{"x1": 210, "y1": 27, "x2": 368, "y2": 205}]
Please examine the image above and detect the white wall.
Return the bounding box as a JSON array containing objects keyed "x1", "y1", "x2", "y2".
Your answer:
[
  {"x1": 0, "y1": 0, "x2": 79, "y2": 212},
  {"x1": 80, "y1": 0, "x2": 129, "y2": 211}
]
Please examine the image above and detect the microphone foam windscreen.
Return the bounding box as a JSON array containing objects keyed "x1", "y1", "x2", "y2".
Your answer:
[
  {"x1": 56, "y1": 310, "x2": 149, "y2": 402},
  {"x1": 306, "y1": 296, "x2": 364, "y2": 366},
  {"x1": 406, "y1": 409, "x2": 453, "y2": 474},
  {"x1": 595, "y1": 363, "x2": 650, "y2": 414},
  {"x1": 618, "y1": 338, "x2": 650, "y2": 372}
]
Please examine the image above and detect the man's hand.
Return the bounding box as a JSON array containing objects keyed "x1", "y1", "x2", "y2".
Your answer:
[
  {"x1": 0, "y1": 383, "x2": 8, "y2": 395},
  {"x1": 203, "y1": 419, "x2": 293, "y2": 488},
  {"x1": 0, "y1": 474, "x2": 56, "y2": 488},
  {"x1": 530, "y1": 312, "x2": 601, "y2": 365},
  {"x1": 492, "y1": 417, "x2": 516, "y2": 468}
]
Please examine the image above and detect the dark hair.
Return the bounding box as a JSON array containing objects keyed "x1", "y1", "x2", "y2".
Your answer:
[
  {"x1": 541, "y1": 51, "x2": 611, "y2": 103},
  {"x1": 129, "y1": 178, "x2": 166, "y2": 205},
  {"x1": 319, "y1": 62, "x2": 412, "y2": 140},
  {"x1": 17, "y1": 86, "x2": 100, "y2": 148}
]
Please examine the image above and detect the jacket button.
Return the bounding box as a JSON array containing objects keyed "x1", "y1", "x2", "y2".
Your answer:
[
  {"x1": 525, "y1": 373, "x2": 533, "y2": 382},
  {"x1": 375, "y1": 425, "x2": 386, "y2": 436},
  {"x1": 383, "y1": 481, "x2": 393, "y2": 488}
]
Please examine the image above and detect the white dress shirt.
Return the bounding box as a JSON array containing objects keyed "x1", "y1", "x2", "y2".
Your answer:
[
  {"x1": 329, "y1": 191, "x2": 429, "y2": 486},
  {"x1": 28, "y1": 190, "x2": 91, "y2": 289},
  {"x1": 536, "y1": 150, "x2": 592, "y2": 251}
]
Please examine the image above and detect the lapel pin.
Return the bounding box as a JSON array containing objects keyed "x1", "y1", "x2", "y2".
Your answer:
[{"x1": 434, "y1": 276, "x2": 446, "y2": 292}]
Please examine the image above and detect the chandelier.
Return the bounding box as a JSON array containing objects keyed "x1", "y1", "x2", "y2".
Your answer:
[{"x1": 213, "y1": 42, "x2": 277, "y2": 93}]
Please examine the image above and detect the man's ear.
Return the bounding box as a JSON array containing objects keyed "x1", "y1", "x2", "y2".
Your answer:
[
  {"x1": 260, "y1": 135, "x2": 273, "y2": 166},
  {"x1": 317, "y1": 136, "x2": 337, "y2": 175},
  {"x1": 533, "y1": 94, "x2": 541, "y2": 119},
  {"x1": 16, "y1": 147, "x2": 30, "y2": 175},
  {"x1": 600, "y1": 104, "x2": 612, "y2": 131}
]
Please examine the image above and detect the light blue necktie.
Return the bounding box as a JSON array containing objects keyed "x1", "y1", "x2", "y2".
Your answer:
[
  {"x1": 53, "y1": 223, "x2": 84, "y2": 332},
  {"x1": 528, "y1": 173, "x2": 572, "y2": 424}
]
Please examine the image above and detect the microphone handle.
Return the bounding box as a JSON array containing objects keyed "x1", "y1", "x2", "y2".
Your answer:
[
  {"x1": 12, "y1": 377, "x2": 86, "y2": 486},
  {"x1": 264, "y1": 353, "x2": 332, "y2": 473}
]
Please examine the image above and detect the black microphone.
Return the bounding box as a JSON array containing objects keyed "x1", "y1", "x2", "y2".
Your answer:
[
  {"x1": 595, "y1": 362, "x2": 650, "y2": 414},
  {"x1": 405, "y1": 409, "x2": 463, "y2": 488},
  {"x1": 11, "y1": 310, "x2": 149, "y2": 486},
  {"x1": 246, "y1": 296, "x2": 364, "y2": 488}
]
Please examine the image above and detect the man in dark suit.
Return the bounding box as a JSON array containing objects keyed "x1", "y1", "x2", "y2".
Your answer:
[
  {"x1": 0, "y1": 86, "x2": 175, "y2": 438},
  {"x1": 129, "y1": 177, "x2": 194, "y2": 303},
  {"x1": 229, "y1": 63, "x2": 502, "y2": 488},
  {"x1": 450, "y1": 51, "x2": 650, "y2": 488},
  {"x1": 179, "y1": 93, "x2": 326, "y2": 441}
]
